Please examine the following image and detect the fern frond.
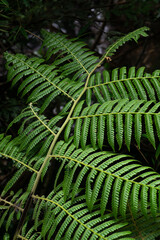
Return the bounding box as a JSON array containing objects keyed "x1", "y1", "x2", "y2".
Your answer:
[
  {"x1": 103, "y1": 27, "x2": 149, "y2": 58},
  {"x1": 4, "y1": 52, "x2": 84, "y2": 112},
  {"x1": 32, "y1": 189, "x2": 132, "y2": 240},
  {"x1": 7, "y1": 104, "x2": 64, "y2": 156},
  {"x1": 41, "y1": 30, "x2": 99, "y2": 81},
  {"x1": 2, "y1": 27, "x2": 160, "y2": 240},
  {"x1": 125, "y1": 206, "x2": 160, "y2": 240},
  {"x1": 86, "y1": 67, "x2": 160, "y2": 105},
  {"x1": 0, "y1": 190, "x2": 24, "y2": 231},
  {"x1": 23, "y1": 200, "x2": 160, "y2": 239},
  {"x1": 19, "y1": 221, "x2": 42, "y2": 240},
  {"x1": 0, "y1": 134, "x2": 37, "y2": 172},
  {"x1": 0, "y1": 133, "x2": 44, "y2": 197},
  {"x1": 64, "y1": 100, "x2": 160, "y2": 150},
  {"x1": 51, "y1": 140, "x2": 160, "y2": 218}
]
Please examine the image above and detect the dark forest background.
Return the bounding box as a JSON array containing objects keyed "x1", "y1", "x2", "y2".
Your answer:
[{"x1": 1, "y1": 0, "x2": 160, "y2": 203}]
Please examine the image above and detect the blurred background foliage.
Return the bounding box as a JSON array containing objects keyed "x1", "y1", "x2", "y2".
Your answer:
[{"x1": 1, "y1": 0, "x2": 160, "y2": 195}]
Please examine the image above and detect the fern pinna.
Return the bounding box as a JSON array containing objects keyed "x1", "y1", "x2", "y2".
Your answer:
[{"x1": 1, "y1": 26, "x2": 160, "y2": 239}]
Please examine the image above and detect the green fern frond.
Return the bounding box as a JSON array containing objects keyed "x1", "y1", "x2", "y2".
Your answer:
[
  {"x1": 22, "y1": 198, "x2": 160, "y2": 239},
  {"x1": 0, "y1": 190, "x2": 23, "y2": 230},
  {"x1": 7, "y1": 104, "x2": 64, "y2": 156},
  {"x1": 51, "y1": 140, "x2": 160, "y2": 218},
  {"x1": 4, "y1": 52, "x2": 84, "y2": 112},
  {"x1": 1, "y1": 164, "x2": 38, "y2": 197},
  {"x1": 125, "y1": 207, "x2": 160, "y2": 240},
  {"x1": 1, "y1": 27, "x2": 160, "y2": 240},
  {"x1": 0, "y1": 134, "x2": 37, "y2": 172},
  {"x1": 41, "y1": 30, "x2": 99, "y2": 81},
  {"x1": 64, "y1": 100, "x2": 160, "y2": 150},
  {"x1": 103, "y1": 27, "x2": 149, "y2": 58},
  {"x1": 86, "y1": 67, "x2": 160, "y2": 105},
  {"x1": 19, "y1": 221, "x2": 42, "y2": 240},
  {"x1": 0, "y1": 134, "x2": 44, "y2": 196},
  {"x1": 32, "y1": 189, "x2": 132, "y2": 240}
]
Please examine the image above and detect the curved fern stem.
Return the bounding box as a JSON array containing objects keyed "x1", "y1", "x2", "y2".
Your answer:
[
  {"x1": 91, "y1": 27, "x2": 149, "y2": 71},
  {"x1": 87, "y1": 75, "x2": 160, "y2": 89},
  {"x1": 50, "y1": 154, "x2": 160, "y2": 192},
  {"x1": 0, "y1": 197, "x2": 24, "y2": 212},
  {"x1": 32, "y1": 194, "x2": 109, "y2": 240},
  {"x1": 29, "y1": 103, "x2": 56, "y2": 136},
  {"x1": 13, "y1": 61, "x2": 93, "y2": 240},
  {"x1": 0, "y1": 153, "x2": 38, "y2": 173},
  {"x1": 17, "y1": 235, "x2": 28, "y2": 240},
  {"x1": 127, "y1": 204, "x2": 144, "y2": 240},
  {"x1": 11, "y1": 27, "x2": 150, "y2": 239}
]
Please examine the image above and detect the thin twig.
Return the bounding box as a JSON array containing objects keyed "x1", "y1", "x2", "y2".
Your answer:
[
  {"x1": 25, "y1": 29, "x2": 43, "y2": 41},
  {"x1": 128, "y1": 203, "x2": 145, "y2": 240},
  {"x1": 135, "y1": 144, "x2": 149, "y2": 164},
  {"x1": 91, "y1": 20, "x2": 106, "y2": 50}
]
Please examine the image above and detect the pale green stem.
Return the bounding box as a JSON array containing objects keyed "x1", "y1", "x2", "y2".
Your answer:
[
  {"x1": 13, "y1": 48, "x2": 108, "y2": 239},
  {"x1": 32, "y1": 194, "x2": 108, "y2": 240}
]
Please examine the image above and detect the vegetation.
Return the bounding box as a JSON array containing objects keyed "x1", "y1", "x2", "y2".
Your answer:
[
  {"x1": 1, "y1": 0, "x2": 160, "y2": 135},
  {"x1": 0, "y1": 26, "x2": 160, "y2": 239}
]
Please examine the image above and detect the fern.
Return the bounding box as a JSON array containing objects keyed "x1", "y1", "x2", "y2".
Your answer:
[
  {"x1": 32, "y1": 188, "x2": 132, "y2": 240},
  {"x1": 64, "y1": 100, "x2": 160, "y2": 150},
  {"x1": 5, "y1": 52, "x2": 84, "y2": 113},
  {"x1": 1, "y1": 26, "x2": 160, "y2": 239},
  {"x1": 103, "y1": 27, "x2": 149, "y2": 58},
  {"x1": 41, "y1": 29, "x2": 99, "y2": 81},
  {"x1": 51, "y1": 140, "x2": 160, "y2": 218},
  {"x1": 86, "y1": 68, "x2": 160, "y2": 105}
]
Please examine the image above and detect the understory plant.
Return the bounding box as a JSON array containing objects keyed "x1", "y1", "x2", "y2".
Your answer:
[{"x1": 1, "y1": 26, "x2": 160, "y2": 240}]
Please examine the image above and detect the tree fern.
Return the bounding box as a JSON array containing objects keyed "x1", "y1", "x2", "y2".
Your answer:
[{"x1": 1, "y1": 26, "x2": 160, "y2": 239}]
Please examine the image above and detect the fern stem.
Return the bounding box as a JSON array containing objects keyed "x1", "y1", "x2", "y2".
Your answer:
[
  {"x1": 70, "y1": 111, "x2": 160, "y2": 119},
  {"x1": 13, "y1": 67, "x2": 92, "y2": 240},
  {"x1": 0, "y1": 197, "x2": 24, "y2": 212},
  {"x1": 0, "y1": 153, "x2": 38, "y2": 173},
  {"x1": 7, "y1": 53, "x2": 75, "y2": 102},
  {"x1": 128, "y1": 204, "x2": 144, "y2": 240},
  {"x1": 90, "y1": 27, "x2": 149, "y2": 73},
  {"x1": 31, "y1": 102, "x2": 77, "y2": 193},
  {"x1": 32, "y1": 194, "x2": 108, "y2": 240},
  {"x1": 25, "y1": 29, "x2": 43, "y2": 41},
  {"x1": 87, "y1": 75, "x2": 160, "y2": 89},
  {"x1": 29, "y1": 103, "x2": 56, "y2": 136},
  {"x1": 32, "y1": 68, "x2": 92, "y2": 192},
  {"x1": 30, "y1": 73, "x2": 92, "y2": 193},
  {"x1": 51, "y1": 154, "x2": 160, "y2": 192},
  {"x1": 17, "y1": 235, "x2": 28, "y2": 240}
]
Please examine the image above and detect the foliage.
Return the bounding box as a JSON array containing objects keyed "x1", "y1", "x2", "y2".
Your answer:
[
  {"x1": 0, "y1": 0, "x2": 160, "y2": 46},
  {"x1": 1, "y1": 26, "x2": 160, "y2": 240},
  {"x1": 1, "y1": 0, "x2": 160, "y2": 136}
]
